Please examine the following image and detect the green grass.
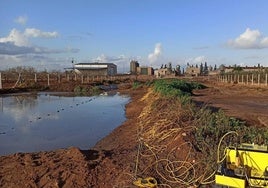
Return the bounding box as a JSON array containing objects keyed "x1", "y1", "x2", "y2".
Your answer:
[{"x1": 153, "y1": 79, "x2": 205, "y2": 105}]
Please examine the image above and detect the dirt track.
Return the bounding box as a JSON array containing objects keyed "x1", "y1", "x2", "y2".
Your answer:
[
  {"x1": 193, "y1": 82, "x2": 268, "y2": 127},
  {"x1": 0, "y1": 81, "x2": 268, "y2": 187}
]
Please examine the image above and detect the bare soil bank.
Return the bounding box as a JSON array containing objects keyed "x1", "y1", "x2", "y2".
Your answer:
[{"x1": 1, "y1": 81, "x2": 268, "y2": 187}]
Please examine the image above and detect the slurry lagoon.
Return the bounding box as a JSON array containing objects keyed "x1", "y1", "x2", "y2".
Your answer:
[{"x1": 0, "y1": 92, "x2": 129, "y2": 156}]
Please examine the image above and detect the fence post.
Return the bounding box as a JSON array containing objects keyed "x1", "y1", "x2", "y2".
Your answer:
[
  {"x1": 0, "y1": 72, "x2": 2, "y2": 89},
  {"x1": 252, "y1": 74, "x2": 254, "y2": 85},
  {"x1": 241, "y1": 75, "x2": 244, "y2": 84},
  {"x1": 47, "y1": 73, "x2": 50, "y2": 86},
  {"x1": 258, "y1": 74, "x2": 260, "y2": 85},
  {"x1": 265, "y1": 74, "x2": 268, "y2": 86},
  {"x1": 246, "y1": 74, "x2": 249, "y2": 85},
  {"x1": 34, "y1": 73, "x2": 37, "y2": 83},
  {"x1": 58, "y1": 74, "x2": 61, "y2": 84}
]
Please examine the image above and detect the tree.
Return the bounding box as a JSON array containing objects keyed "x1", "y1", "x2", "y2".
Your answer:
[
  {"x1": 200, "y1": 63, "x2": 204, "y2": 75},
  {"x1": 203, "y1": 62, "x2": 208, "y2": 75}
]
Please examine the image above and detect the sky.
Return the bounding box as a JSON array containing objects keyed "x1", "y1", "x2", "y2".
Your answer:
[{"x1": 1, "y1": 0, "x2": 268, "y2": 73}]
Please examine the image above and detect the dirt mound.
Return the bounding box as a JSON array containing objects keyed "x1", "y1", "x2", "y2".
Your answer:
[{"x1": 0, "y1": 147, "x2": 109, "y2": 187}]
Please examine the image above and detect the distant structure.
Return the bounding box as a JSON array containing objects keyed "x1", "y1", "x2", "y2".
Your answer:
[
  {"x1": 222, "y1": 64, "x2": 266, "y2": 73},
  {"x1": 155, "y1": 63, "x2": 178, "y2": 78},
  {"x1": 137, "y1": 66, "x2": 154, "y2": 76},
  {"x1": 185, "y1": 66, "x2": 201, "y2": 76},
  {"x1": 74, "y1": 63, "x2": 117, "y2": 76},
  {"x1": 129, "y1": 60, "x2": 153, "y2": 76},
  {"x1": 130, "y1": 60, "x2": 139, "y2": 74},
  {"x1": 185, "y1": 62, "x2": 218, "y2": 76}
]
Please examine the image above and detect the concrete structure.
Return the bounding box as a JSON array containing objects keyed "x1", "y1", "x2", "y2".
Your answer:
[
  {"x1": 185, "y1": 67, "x2": 201, "y2": 76},
  {"x1": 130, "y1": 60, "x2": 139, "y2": 74},
  {"x1": 155, "y1": 68, "x2": 175, "y2": 78},
  {"x1": 137, "y1": 66, "x2": 154, "y2": 76},
  {"x1": 74, "y1": 63, "x2": 117, "y2": 76}
]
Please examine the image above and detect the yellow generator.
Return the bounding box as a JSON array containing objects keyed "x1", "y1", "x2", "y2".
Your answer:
[{"x1": 216, "y1": 143, "x2": 268, "y2": 188}]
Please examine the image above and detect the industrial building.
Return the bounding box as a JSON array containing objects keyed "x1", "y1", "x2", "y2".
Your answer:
[
  {"x1": 129, "y1": 60, "x2": 154, "y2": 76},
  {"x1": 130, "y1": 60, "x2": 139, "y2": 74},
  {"x1": 73, "y1": 63, "x2": 117, "y2": 76}
]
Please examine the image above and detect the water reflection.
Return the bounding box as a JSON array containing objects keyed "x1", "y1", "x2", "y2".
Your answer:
[{"x1": 0, "y1": 92, "x2": 129, "y2": 156}]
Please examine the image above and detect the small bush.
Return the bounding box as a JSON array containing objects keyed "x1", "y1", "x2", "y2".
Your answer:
[
  {"x1": 132, "y1": 81, "x2": 142, "y2": 89},
  {"x1": 153, "y1": 79, "x2": 205, "y2": 104}
]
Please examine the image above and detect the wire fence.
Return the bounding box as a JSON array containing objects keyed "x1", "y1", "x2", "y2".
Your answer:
[
  {"x1": 0, "y1": 72, "x2": 155, "y2": 89},
  {"x1": 217, "y1": 73, "x2": 268, "y2": 86}
]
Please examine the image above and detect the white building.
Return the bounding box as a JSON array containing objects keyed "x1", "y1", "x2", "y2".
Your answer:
[{"x1": 74, "y1": 63, "x2": 117, "y2": 76}]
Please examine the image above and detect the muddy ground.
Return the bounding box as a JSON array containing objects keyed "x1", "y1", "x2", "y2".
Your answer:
[{"x1": 0, "y1": 80, "x2": 268, "y2": 187}]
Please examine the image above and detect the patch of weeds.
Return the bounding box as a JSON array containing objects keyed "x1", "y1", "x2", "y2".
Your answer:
[
  {"x1": 90, "y1": 86, "x2": 101, "y2": 95},
  {"x1": 132, "y1": 81, "x2": 142, "y2": 89},
  {"x1": 153, "y1": 79, "x2": 205, "y2": 105},
  {"x1": 74, "y1": 86, "x2": 89, "y2": 95}
]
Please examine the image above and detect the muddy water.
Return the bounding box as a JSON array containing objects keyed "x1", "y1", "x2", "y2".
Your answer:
[{"x1": 0, "y1": 92, "x2": 129, "y2": 156}]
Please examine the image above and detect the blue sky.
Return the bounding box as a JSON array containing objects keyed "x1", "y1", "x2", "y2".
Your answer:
[{"x1": 1, "y1": 0, "x2": 268, "y2": 72}]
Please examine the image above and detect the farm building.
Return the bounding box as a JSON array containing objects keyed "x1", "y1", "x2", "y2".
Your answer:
[
  {"x1": 185, "y1": 66, "x2": 201, "y2": 76},
  {"x1": 73, "y1": 63, "x2": 117, "y2": 76},
  {"x1": 137, "y1": 66, "x2": 154, "y2": 76}
]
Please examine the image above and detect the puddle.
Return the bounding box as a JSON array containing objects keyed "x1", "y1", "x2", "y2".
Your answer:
[{"x1": 0, "y1": 92, "x2": 129, "y2": 156}]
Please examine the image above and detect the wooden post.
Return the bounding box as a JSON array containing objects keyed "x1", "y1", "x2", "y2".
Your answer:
[
  {"x1": 47, "y1": 73, "x2": 50, "y2": 86},
  {"x1": 34, "y1": 73, "x2": 37, "y2": 83},
  {"x1": 246, "y1": 74, "x2": 249, "y2": 85},
  {"x1": 241, "y1": 75, "x2": 244, "y2": 84},
  {"x1": 252, "y1": 74, "x2": 254, "y2": 85},
  {"x1": 258, "y1": 74, "x2": 260, "y2": 85},
  {"x1": 234, "y1": 74, "x2": 236, "y2": 83},
  {"x1": 58, "y1": 74, "x2": 61, "y2": 83},
  {"x1": 0, "y1": 72, "x2": 2, "y2": 89}
]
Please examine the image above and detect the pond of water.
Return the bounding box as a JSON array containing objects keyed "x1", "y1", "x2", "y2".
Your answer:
[{"x1": 0, "y1": 92, "x2": 129, "y2": 156}]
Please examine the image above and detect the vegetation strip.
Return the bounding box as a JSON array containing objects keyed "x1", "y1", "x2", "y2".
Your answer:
[{"x1": 133, "y1": 79, "x2": 268, "y2": 187}]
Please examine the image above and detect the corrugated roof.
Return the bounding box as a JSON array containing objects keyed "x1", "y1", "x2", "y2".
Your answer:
[{"x1": 75, "y1": 62, "x2": 116, "y2": 66}]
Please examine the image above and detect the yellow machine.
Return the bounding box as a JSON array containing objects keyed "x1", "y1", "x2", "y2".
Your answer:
[{"x1": 216, "y1": 143, "x2": 268, "y2": 188}]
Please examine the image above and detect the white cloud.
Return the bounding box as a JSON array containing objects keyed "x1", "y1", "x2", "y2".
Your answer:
[
  {"x1": 0, "y1": 28, "x2": 59, "y2": 48},
  {"x1": 0, "y1": 28, "x2": 29, "y2": 46},
  {"x1": 14, "y1": 15, "x2": 28, "y2": 25},
  {"x1": 0, "y1": 27, "x2": 75, "y2": 70},
  {"x1": 148, "y1": 43, "x2": 162, "y2": 63},
  {"x1": 24, "y1": 28, "x2": 58, "y2": 38},
  {"x1": 228, "y1": 28, "x2": 268, "y2": 49},
  {"x1": 186, "y1": 55, "x2": 207, "y2": 64},
  {"x1": 90, "y1": 54, "x2": 133, "y2": 73},
  {"x1": 92, "y1": 54, "x2": 127, "y2": 63}
]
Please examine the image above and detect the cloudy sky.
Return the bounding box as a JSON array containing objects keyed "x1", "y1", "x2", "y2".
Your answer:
[{"x1": 1, "y1": 0, "x2": 268, "y2": 72}]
